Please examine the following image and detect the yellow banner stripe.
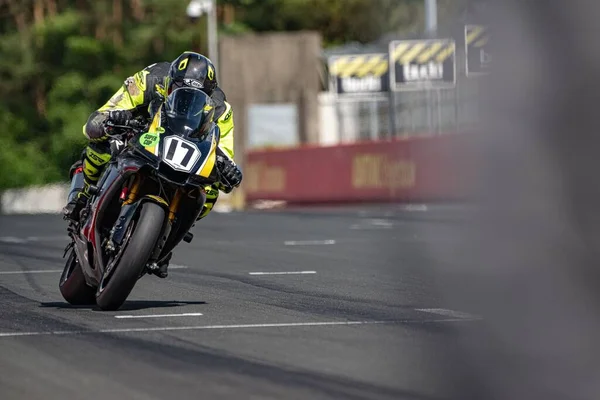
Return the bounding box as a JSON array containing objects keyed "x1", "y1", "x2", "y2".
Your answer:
[
  {"x1": 354, "y1": 56, "x2": 384, "y2": 77},
  {"x1": 399, "y1": 43, "x2": 427, "y2": 64},
  {"x1": 435, "y1": 43, "x2": 455, "y2": 63},
  {"x1": 338, "y1": 56, "x2": 367, "y2": 77},
  {"x1": 416, "y1": 42, "x2": 443, "y2": 63},
  {"x1": 371, "y1": 60, "x2": 389, "y2": 77},
  {"x1": 330, "y1": 58, "x2": 349, "y2": 76},
  {"x1": 474, "y1": 36, "x2": 489, "y2": 47},
  {"x1": 466, "y1": 26, "x2": 485, "y2": 45},
  {"x1": 392, "y1": 43, "x2": 411, "y2": 62},
  {"x1": 329, "y1": 60, "x2": 342, "y2": 75}
]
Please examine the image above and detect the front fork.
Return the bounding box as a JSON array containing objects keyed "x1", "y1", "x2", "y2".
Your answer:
[
  {"x1": 108, "y1": 174, "x2": 184, "y2": 265},
  {"x1": 150, "y1": 188, "x2": 183, "y2": 262}
]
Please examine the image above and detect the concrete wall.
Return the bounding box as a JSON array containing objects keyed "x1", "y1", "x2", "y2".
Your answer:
[
  {"x1": 0, "y1": 184, "x2": 234, "y2": 215},
  {"x1": 0, "y1": 184, "x2": 70, "y2": 215},
  {"x1": 219, "y1": 31, "x2": 322, "y2": 163}
]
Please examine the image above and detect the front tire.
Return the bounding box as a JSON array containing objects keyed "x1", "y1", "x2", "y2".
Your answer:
[
  {"x1": 59, "y1": 248, "x2": 97, "y2": 305},
  {"x1": 95, "y1": 202, "x2": 166, "y2": 311}
]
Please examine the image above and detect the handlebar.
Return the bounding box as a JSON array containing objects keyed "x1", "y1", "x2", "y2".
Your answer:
[
  {"x1": 105, "y1": 119, "x2": 146, "y2": 131},
  {"x1": 104, "y1": 119, "x2": 148, "y2": 142}
]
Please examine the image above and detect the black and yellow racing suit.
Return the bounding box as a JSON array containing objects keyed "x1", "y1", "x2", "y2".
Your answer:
[{"x1": 81, "y1": 61, "x2": 235, "y2": 220}]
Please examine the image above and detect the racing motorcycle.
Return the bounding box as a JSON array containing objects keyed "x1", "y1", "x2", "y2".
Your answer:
[{"x1": 59, "y1": 87, "x2": 233, "y2": 311}]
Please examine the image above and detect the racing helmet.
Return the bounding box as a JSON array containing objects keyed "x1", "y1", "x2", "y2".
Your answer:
[{"x1": 165, "y1": 52, "x2": 217, "y2": 97}]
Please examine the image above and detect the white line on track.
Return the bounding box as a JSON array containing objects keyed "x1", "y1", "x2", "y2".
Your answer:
[
  {"x1": 249, "y1": 271, "x2": 317, "y2": 275},
  {"x1": 400, "y1": 204, "x2": 428, "y2": 212},
  {"x1": 0, "y1": 269, "x2": 62, "y2": 275},
  {"x1": 114, "y1": 313, "x2": 203, "y2": 319},
  {"x1": 0, "y1": 318, "x2": 480, "y2": 338},
  {"x1": 169, "y1": 265, "x2": 188, "y2": 270},
  {"x1": 284, "y1": 240, "x2": 336, "y2": 246},
  {"x1": 350, "y1": 219, "x2": 394, "y2": 230},
  {"x1": 0, "y1": 237, "x2": 29, "y2": 244},
  {"x1": 415, "y1": 308, "x2": 481, "y2": 320}
]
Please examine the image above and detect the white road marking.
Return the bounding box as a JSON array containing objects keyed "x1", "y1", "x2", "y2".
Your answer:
[
  {"x1": 400, "y1": 204, "x2": 428, "y2": 212},
  {"x1": 0, "y1": 318, "x2": 479, "y2": 338},
  {"x1": 351, "y1": 219, "x2": 394, "y2": 230},
  {"x1": 415, "y1": 308, "x2": 481, "y2": 320},
  {"x1": 284, "y1": 240, "x2": 336, "y2": 246},
  {"x1": 114, "y1": 313, "x2": 203, "y2": 319},
  {"x1": 249, "y1": 271, "x2": 317, "y2": 275},
  {"x1": 169, "y1": 265, "x2": 188, "y2": 270},
  {"x1": 0, "y1": 237, "x2": 28, "y2": 244},
  {"x1": 0, "y1": 269, "x2": 62, "y2": 275},
  {"x1": 369, "y1": 219, "x2": 393, "y2": 227}
]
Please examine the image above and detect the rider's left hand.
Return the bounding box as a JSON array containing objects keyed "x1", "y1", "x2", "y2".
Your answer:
[
  {"x1": 217, "y1": 156, "x2": 242, "y2": 190},
  {"x1": 107, "y1": 110, "x2": 132, "y2": 126}
]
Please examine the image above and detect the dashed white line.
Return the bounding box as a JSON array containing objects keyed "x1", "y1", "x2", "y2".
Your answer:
[
  {"x1": 169, "y1": 265, "x2": 188, "y2": 270},
  {"x1": 249, "y1": 271, "x2": 317, "y2": 275},
  {"x1": 114, "y1": 313, "x2": 203, "y2": 319},
  {"x1": 0, "y1": 237, "x2": 28, "y2": 244},
  {"x1": 350, "y1": 219, "x2": 394, "y2": 230},
  {"x1": 415, "y1": 308, "x2": 481, "y2": 320},
  {"x1": 0, "y1": 318, "x2": 480, "y2": 338},
  {"x1": 284, "y1": 240, "x2": 336, "y2": 246},
  {"x1": 0, "y1": 269, "x2": 62, "y2": 275},
  {"x1": 400, "y1": 204, "x2": 428, "y2": 212}
]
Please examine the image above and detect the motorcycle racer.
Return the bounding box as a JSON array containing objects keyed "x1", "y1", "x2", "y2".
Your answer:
[{"x1": 63, "y1": 51, "x2": 242, "y2": 277}]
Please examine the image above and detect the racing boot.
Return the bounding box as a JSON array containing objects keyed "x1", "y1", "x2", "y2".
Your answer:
[
  {"x1": 63, "y1": 162, "x2": 90, "y2": 222},
  {"x1": 63, "y1": 144, "x2": 111, "y2": 222}
]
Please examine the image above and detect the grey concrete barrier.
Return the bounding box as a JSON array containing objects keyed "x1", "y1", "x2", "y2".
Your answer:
[
  {"x1": 0, "y1": 184, "x2": 234, "y2": 215},
  {"x1": 0, "y1": 183, "x2": 70, "y2": 215}
]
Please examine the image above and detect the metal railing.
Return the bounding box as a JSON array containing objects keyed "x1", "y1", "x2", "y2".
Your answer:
[{"x1": 334, "y1": 75, "x2": 482, "y2": 141}]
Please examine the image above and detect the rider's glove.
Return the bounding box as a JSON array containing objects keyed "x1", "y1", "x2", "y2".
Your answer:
[
  {"x1": 106, "y1": 110, "x2": 132, "y2": 126},
  {"x1": 217, "y1": 155, "x2": 242, "y2": 192}
]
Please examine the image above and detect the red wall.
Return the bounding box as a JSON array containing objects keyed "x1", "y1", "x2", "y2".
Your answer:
[{"x1": 244, "y1": 134, "x2": 477, "y2": 203}]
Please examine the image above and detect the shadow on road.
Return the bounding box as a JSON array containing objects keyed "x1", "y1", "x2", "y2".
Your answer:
[{"x1": 39, "y1": 300, "x2": 207, "y2": 312}]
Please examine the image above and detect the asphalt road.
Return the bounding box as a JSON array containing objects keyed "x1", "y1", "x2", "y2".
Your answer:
[{"x1": 0, "y1": 205, "x2": 481, "y2": 400}]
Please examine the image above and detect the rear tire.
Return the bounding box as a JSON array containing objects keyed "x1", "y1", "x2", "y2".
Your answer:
[
  {"x1": 95, "y1": 202, "x2": 165, "y2": 311},
  {"x1": 59, "y1": 248, "x2": 97, "y2": 306}
]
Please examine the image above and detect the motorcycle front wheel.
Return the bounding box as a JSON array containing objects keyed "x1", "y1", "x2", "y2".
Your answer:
[{"x1": 95, "y1": 202, "x2": 166, "y2": 311}]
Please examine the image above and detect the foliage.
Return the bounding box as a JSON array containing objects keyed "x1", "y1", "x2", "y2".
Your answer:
[
  {"x1": 0, "y1": 0, "x2": 208, "y2": 190},
  {"x1": 220, "y1": 0, "x2": 424, "y2": 46}
]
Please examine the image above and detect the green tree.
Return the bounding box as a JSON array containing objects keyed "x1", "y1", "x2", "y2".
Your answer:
[{"x1": 220, "y1": 0, "x2": 425, "y2": 46}]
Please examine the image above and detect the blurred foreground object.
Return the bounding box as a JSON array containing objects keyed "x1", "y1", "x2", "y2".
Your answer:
[{"x1": 430, "y1": 1, "x2": 600, "y2": 399}]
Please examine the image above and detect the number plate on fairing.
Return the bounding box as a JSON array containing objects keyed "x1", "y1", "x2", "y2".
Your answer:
[{"x1": 161, "y1": 136, "x2": 202, "y2": 172}]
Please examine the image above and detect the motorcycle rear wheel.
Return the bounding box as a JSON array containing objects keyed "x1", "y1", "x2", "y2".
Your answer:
[
  {"x1": 59, "y1": 248, "x2": 97, "y2": 305},
  {"x1": 95, "y1": 202, "x2": 165, "y2": 311}
]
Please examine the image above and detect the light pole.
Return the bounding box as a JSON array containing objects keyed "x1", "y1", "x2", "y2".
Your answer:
[
  {"x1": 186, "y1": 0, "x2": 219, "y2": 72},
  {"x1": 424, "y1": 0, "x2": 437, "y2": 37}
]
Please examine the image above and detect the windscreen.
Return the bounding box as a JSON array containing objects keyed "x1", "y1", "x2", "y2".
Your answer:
[{"x1": 163, "y1": 87, "x2": 215, "y2": 140}]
